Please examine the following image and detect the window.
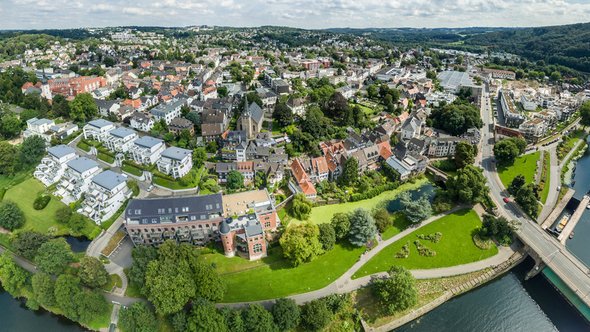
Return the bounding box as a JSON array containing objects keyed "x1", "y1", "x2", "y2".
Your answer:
[
  {"x1": 134, "y1": 209, "x2": 141, "y2": 214},
  {"x1": 157, "y1": 208, "x2": 165, "y2": 214},
  {"x1": 265, "y1": 222, "x2": 271, "y2": 228},
  {"x1": 182, "y1": 207, "x2": 189, "y2": 212},
  {"x1": 253, "y1": 243, "x2": 262, "y2": 253}
]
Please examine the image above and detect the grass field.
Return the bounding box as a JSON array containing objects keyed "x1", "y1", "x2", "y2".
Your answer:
[
  {"x1": 122, "y1": 163, "x2": 143, "y2": 176},
  {"x1": 381, "y1": 213, "x2": 411, "y2": 240},
  {"x1": 352, "y1": 209, "x2": 498, "y2": 279},
  {"x1": 2, "y1": 178, "x2": 99, "y2": 238},
  {"x1": 498, "y1": 152, "x2": 540, "y2": 189},
  {"x1": 97, "y1": 151, "x2": 115, "y2": 164},
  {"x1": 202, "y1": 243, "x2": 365, "y2": 302},
  {"x1": 291, "y1": 178, "x2": 430, "y2": 226}
]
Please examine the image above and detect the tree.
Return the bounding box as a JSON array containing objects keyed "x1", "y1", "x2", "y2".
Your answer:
[
  {"x1": 171, "y1": 311, "x2": 188, "y2": 332},
  {"x1": 454, "y1": 141, "x2": 477, "y2": 169},
  {"x1": 300, "y1": 299, "x2": 332, "y2": 331},
  {"x1": 318, "y1": 223, "x2": 336, "y2": 251},
  {"x1": 51, "y1": 94, "x2": 70, "y2": 118},
  {"x1": 20, "y1": 135, "x2": 46, "y2": 165},
  {"x1": 242, "y1": 304, "x2": 276, "y2": 332},
  {"x1": 508, "y1": 174, "x2": 526, "y2": 195},
  {"x1": 272, "y1": 298, "x2": 300, "y2": 331},
  {"x1": 290, "y1": 193, "x2": 313, "y2": 220},
  {"x1": 430, "y1": 101, "x2": 483, "y2": 136},
  {"x1": 0, "y1": 142, "x2": 18, "y2": 175},
  {"x1": 187, "y1": 299, "x2": 228, "y2": 332},
  {"x1": 226, "y1": 170, "x2": 244, "y2": 190},
  {"x1": 78, "y1": 256, "x2": 109, "y2": 288},
  {"x1": 338, "y1": 157, "x2": 359, "y2": 186},
  {"x1": 54, "y1": 274, "x2": 82, "y2": 319},
  {"x1": 75, "y1": 289, "x2": 109, "y2": 323},
  {"x1": 192, "y1": 260, "x2": 226, "y2": 302},
  {"x1": 254, "y1": 171, "x2": 267, "y2": 189},
  {"x1": 0, "y1": 253, "x2": 28, "y2": 295},
  {"x1": 128, "y1": 245, "x2": 158, "y2": 294},
  {"x1": 400, "y1": 193, "x2": 433, "y2": 223},
  {"x1": 515, "y1": 183, "x2": 539, "y2": 217},
  {"x1": 69, "y1": 93, "x2": 98, "y2": 122},
  {"x1": 119, "y1": 302, "x2": 158, "y2": 332},
  {"x1": 331, "y1": 212, "x2": 350, "y2": 240},
  {"x1": 280, "y1": 223, "x2": 324, "y2": 266},
  {"x1": 447, "y1": 165, "x2": 489, "y2": 204},
  {"x1": 55, "y1": 206, "x2": 73, "y2": 224},
  {"x1": 35, "y1": 238, "x2": 74, "y2": 275},
  {"x1": 372, "y1": 266, "x2": 418, "y2": 314},
  {"x1": 32, "y1": 272, "x2": 55, "y2": 306},
  {"x1": 0, "y1": 201, "x2": 25, "y2": 231},
  {"x1": 145, "y1": 254, "x2": 196, "y2": 315},
  {"x1": 193, "y1": 147, "x2": 207, "y2": 168},
  {"x1": 348, "y1": 208, "x2": 377, "y2": 246},
  {"x1": 0, "y1": 113, "x2": 22, "y2": 138},
  {"x1": 373, "y1": 208, "x2": 392, "y2": 232},
  {"x1": 580, "y1": 101, "x2": 590, "y2": 127},
  {"x1": 11, "y1": 231, "x2": 49, "y2": 260},
  {"x1": 273, "y1": 102, "x2": 293, "y2": 127},
  {"x1": 480, "y1": 214, "x2": 517, "y2": 245}
]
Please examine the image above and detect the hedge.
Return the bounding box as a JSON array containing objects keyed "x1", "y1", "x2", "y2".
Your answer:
[{"x1": 33, "y1": 195, "x2": 51, "y2": 210}]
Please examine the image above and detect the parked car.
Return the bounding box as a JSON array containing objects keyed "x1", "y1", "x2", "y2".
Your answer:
[{"x1": 503, "y1": 197, "x2": 511, "y2": 203}]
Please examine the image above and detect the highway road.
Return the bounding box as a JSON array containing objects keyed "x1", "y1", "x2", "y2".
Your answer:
[{"x1": 479, "y1": 87, "x2": 590, "y2": 306}]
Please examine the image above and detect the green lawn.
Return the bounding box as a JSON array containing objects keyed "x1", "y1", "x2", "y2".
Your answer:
[
  {"x1": 97, "y1": 151, "x2": 115, "y2": 164},
  {"x1": 2, "y1": 178, "x2": 100, "y2": 238},
  {"x1": 352, "y1": 209, "x2": 498, "y2": 279},
  {"x1": 381, "y1": 213, "x2": 410, "y2": 240},
  {"x1": 153, "y1": 168, "x2": 202, "y2": 190},
  {"x1": 0, "y1": 171, "x2": 33, "y2": 189},
  {"x1": 292, "y1": 178, "x2": 430, "y2": 226},
  {"x1": 202, "y1": 243, "x2": 365, "y2": 302},
  {"x1": 122, "y1": 163, "x2": 143, "y2": 176},
  {"x1": 498, "y1": 152, "x2": 540, "y2": 189},
  {"x1": 431, "y1": 159, "x2": 458, "y2": 177},
  {"x1": 76, "y1": 140, "x2": 90, "y2": 152}
]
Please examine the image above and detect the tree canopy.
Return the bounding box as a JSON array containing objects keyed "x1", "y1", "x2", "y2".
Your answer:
[
  {"x1": 348, "y1": 208, "x2": 377, "y2": 247},
  {"x1": 429, "y1": 101, "x2": 482, "y2": 136},
  {"x1": 280, "y1": 223, "x2": 324, "y2": 266},
  {"x1": 372, "y1": 266, "x2": 418, "y2": 314},
  {"x1": 446, "y1": 165, "x2": 489, "y2": 204},
  {"x1": 0, "y1": 201, "x2": 25, "y2": 231}
]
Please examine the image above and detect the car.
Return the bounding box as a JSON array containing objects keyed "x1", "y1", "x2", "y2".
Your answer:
[
  {"x1": 147, "y1": 185, "x2": 154, "y2": 192},
  {"x1": 503, "y1": 197, "x2": 511, "y2": 203}
]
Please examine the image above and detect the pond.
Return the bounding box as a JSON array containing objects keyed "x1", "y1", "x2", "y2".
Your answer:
[
  {"x1": 64, "y1": 236, "x2": 92, "y2": 253},
  {"x1": 385, "y1": 183, "x2": 436, "y2": 213}
]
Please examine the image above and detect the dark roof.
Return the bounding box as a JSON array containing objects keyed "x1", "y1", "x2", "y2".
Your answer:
[
  {"x1": 110, "y1": 127, "x2": 136, "y2": 138},
  {"x1": 125, "y1": 193, "x2": 223, "y2": 224},
  {"x1": 244, "y1": 221, "x2": 263, "y2": 237}
]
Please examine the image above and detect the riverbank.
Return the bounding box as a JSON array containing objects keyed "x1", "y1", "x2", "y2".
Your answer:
[{"x1": 358, "y1": 249, "x2": 526, "y2": 331}]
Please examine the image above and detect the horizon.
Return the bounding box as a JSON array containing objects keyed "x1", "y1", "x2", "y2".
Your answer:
[{"x1": 2, "y1": 0, "x2": 590, "y2": 30}]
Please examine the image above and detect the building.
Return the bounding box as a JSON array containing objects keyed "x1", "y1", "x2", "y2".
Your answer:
[
  {"x1": 102, "y1": 127, "x2": 138, "y2": 153},
  {"x1": 150, "y1": 98, "x2": 185, "y2": 125},
  {"x1": 483, "y1": 68, "x2": 516, "y2": 80},
  {"x1": 157, "y1": 147, "x2": 192, "y2": 179},
  {"x1": 23, "y1": 118, "x2": 55, "y2": 142},
  {"x1": 289, "y1": 158, "x2": 317, "y2": 199},
  {"x1": 129, "y1": 112, "x2": 154, "y2": 132},
  {"x1": 385, "y1": 154, "x2": 427, "y2": 180},
  {"x1": 130, "y1": 136, "x2": 165, "y2": 165},
  {"x1": 169, "y1": 117, "x2": 195, "y2": 136},
  {"x1": 83, "y1": 119, "x2": 115, "y2": 140},
  {"x1": 437, "y1": 71, "x2": 482, "y2": 98},
  {"x1": 238, "y1": 100, "x2": 264, "y2": 139},
  {"x1": 80, "y1": 170, "x2": 131, "y2": 224},
  {"x1": 427, "y1": 136, "x2": 466, "y2": 158},
  {"x1": 34, "y1": 145, "x2": 77, "y2": 186},
  {"x1": 56, "y1": 157, "x2": 101, "y2": 203},
  {"x1": 499, "y1": 90, "x2": 526, "y2": 127},
  {"x1": 518, "y1": 118, "x2": 548, "y2": 142},
  {"x1": 125, "y1": 194, "x2": 224, "y2": 246}
]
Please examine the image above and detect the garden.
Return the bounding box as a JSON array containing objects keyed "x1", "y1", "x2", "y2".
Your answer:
[{"x1": 498, "y1": 151, "x2": 540, "y2": 189}]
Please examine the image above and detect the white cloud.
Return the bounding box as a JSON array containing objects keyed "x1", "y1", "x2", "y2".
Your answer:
[{"x1": 1, "y1": 0, "x2": 590, "y2": 29}]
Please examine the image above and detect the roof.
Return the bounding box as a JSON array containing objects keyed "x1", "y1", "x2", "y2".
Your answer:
[
  {"x1": 125, "y1": 193, "x2": 223, "y2": 224},
  {"x1": 244, "y1": 221, "x2": 263, "y2": 237},
  {"x1": 134, "y1": 136, "x2": 163, "y2": 149},
  {"x1": 222, "y1": 189, "x2": 273, "y2": 217},
  {"x1": 161, "y1": 146, "x2": 191, "y2": 161},
  {"x1": 437, "y1": 71, "x2": 475, "y2": 91},
  {"x1": 243, "y1": 101, "x2": 264, "y2": 124},
  {"x1": 47, "y1": 145, "x2": 76, "y2": 159},
  {"x1": 27, "y1": 117, "x2": 53, "y2": 126},
  {"x1": 67, "y1": 157, "x2": 99, "y2": 174},
  {"x1": 109, "y1": 127, "x2": 136, "y2": 139},
  {"x1": 88, "y1": 119, "x2": 114, "y2": 129},
  {"x1": 92, "y1": 170, "x2": 127, "y2": 191}
]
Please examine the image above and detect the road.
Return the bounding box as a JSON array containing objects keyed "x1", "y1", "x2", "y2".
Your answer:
[{"x1": 478, "y1": 86, "x2": 590, "y2": 306}]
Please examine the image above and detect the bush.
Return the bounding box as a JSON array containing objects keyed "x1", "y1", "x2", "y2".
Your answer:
[
  {"x1": 417, "y1": 232, "x2": 442, "y2": 243},
  {"x1": 395, "y1": 242, "x2": 410, "y2": 258},
  {"x1": 0, "y1": 201, "x2": 25, "y2": 231},
  {"x1": 33, "y1": 195, "x2": 51, "y2": 210},
  {"x1": 414, "y1": 240, "x2": 436, "y2": 257},
  {"x1": 55, "y1": 206, "x2": 73, "y2": 224}
]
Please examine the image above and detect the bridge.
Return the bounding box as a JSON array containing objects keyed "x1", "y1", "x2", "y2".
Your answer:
[
  {"x1": 479, "y1": 87, "x2": 590, "y2": 308},
  {"x1": 425, "y1": 165, "x2": 449, "y2": 182}
]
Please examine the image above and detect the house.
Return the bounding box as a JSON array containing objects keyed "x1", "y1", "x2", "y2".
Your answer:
[
  {"x1": 221, "y1": 131, "x2": 248, "y2": 161},
  {"x1": 288, "y1": 158, "x2": 317, "y2": 199},
  {"x1": 400, "y1": 115, "x2": 423, "y2": 141},
  {"x1": 130, "y1": 136, "x2": 165, "y2": 165},
  {"x1": 129, "y1": 112, "x2": 155, "y2": 132},
  {"x1": 385, "y1": 154, "x2": 427, "y2": 180},
  {"x1": 518, "y1": 118, "x2": 548, "y2": 143},
  {"x1": 83, "y1": 119, "x2": 115, "y2": 140},
  {"x1": 169, "y1": 117, "x2": 195, "y2": 136},
  {"x1": 80, "y1": 170, "x2": 131, "y2": 224},
  {"x1": 336, "y1": 86, "x2": 355, "y2": 99},
  {"x1": 56, "y1": 157, "x2": 102, "y2": 204},
  {"x1": 427, "y1": 136, "x2": 466, "y2": 158},
  {"x1": 201, "y1": 109, "x2": 229, "y2": 142},
  {"x1": 150, "y1": 98, "x2": 186, "y2": 125},
  {"x1": 157, "y1": 147, "x2": 192, "y2": 179},
  {"x1": 124, "y1": 193, "x2": 225, "y2": 246},
  {"x1": 286, "y1": 96, "x2": 306, "y2": 116},
  {"x1": 34, "y1": 145, "x2": 77, "y2": 186},
  {"x1": 238, "y1": 100, "x2": 264, "y2": 139},
  {"x1": 95, "y1": 99, "x2": 120, "y2": 117},
  {"x1": 102, "y1": 127, "x2": 138, "y2": 153},
  {"x1": 23, "y1": 118, "x2": 55, "y2": 142}
]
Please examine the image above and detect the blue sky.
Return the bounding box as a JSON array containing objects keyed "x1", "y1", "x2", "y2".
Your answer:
[{"x1": 1, "y1": 0, "x2": 590, "y2": 29}]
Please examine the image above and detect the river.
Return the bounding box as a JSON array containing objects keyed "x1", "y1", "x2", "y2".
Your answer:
[{"x1": 396, "y1": 258, "x2": 590, "y2": 331}]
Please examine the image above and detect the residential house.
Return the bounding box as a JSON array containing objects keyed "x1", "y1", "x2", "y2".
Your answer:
[
  {"x1": 286, "y1": 96, "x2": 306, "y2": 116},
  {"x1": 130, "y1": 136, "x2": 165, "y2": 165},
  {"x1": 34, "y1": 145, "x2": 77, "y2": 186},
  {"x1": 150, "y1": 98, "x2": 185, "y2": 125},
  {"x1": 157, "y1": 147, "x2": 192, "y2": 179},
  {"x1": 56, "y1": 157, "x2": 101, "y2": 204},
  {"x1": 80, "y1": 170, "x2": 131, "y2": 224},
  {"x1": 169, "y1": 117, "x2": 195, "y2": 136},
  {"x1": 129, "y1": 112, "x2": 155, "y2": 132},
  {"x1": 102, "y1": 127, "x2": 138, "y2": 153},
  {"x1": 83, "y1": 119, "x2": 115, "y2": 140},
  {"x1": 23, "y1": 118, "x2": 55, "y2": 142},
  {"x1": 288, "y1": 158, "x2": 317, "y2": 199},
  {"x1": 519, "y1": 118, "x2": 548, "y2": 142}
]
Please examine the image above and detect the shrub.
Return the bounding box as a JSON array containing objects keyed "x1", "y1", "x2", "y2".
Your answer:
[
  {"x1": 395, "y1": 242, "x2": 410, "y2": 258},
  {"x1": 414, "y1": 240, "x2": 436, "y2": 257},
  {"x1": 33, "y1": 195, "x2": 51, "y2": 210},
  {"x1": 0, "y1": 201, "x2": 25, "y2": 230},
  {"x1": 416, "y1": 232, "x2": 442, "y2": 243}
]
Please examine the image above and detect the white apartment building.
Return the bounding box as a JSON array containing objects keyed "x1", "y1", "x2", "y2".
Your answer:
[
  {"x1": 130, "y1": 136, "x2": 165, "y2": 165},
  {"x1": 157, "y1": 147, "x2": 192, "y2": 179},
  {"x1": 56, "y1": 157, "x2": 101, "y2": 204},
  {"x1": 102, "y1": 127, "x2": 138, "y2": 153},
  {"x1": 23, "y1": 118, "x2": 55, "y2": 142},
  {"x1": 83, "y1": 119, "x2": 115, "y2": 140},
  {"x1": 519, "y1": 118, "x2": 548, "y2": 142},
  {"x1": 34, "y1": 145, "x2": 77, "y2": 186},
  {"x1": 129, "y1": 112, "x2": 154, "y2": 132},
  {"x1": 80, "y1": 170, "x2": 131, "y2": 224},
  {"x1": 150, "y1": 98, "x2": 185, "y2": 125}
]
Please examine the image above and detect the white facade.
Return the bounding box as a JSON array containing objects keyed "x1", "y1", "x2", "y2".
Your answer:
[
  {"x1": 102, "y1": 127, "x2": 138, "y2": 153},
  {"x1": 56, "y1": 157, "x2": 102, "y2": 204},
  {"x1": 157, "y1": 147, "x2": 192, "y2": 179},
  {"x1": 150, "y1": 99, "x2": 185, "y2": 125},
  {"x1": 34, "y1": 145, "x2": 77, "y2": 186},
  {"x1": 23, "y1": 118, "x2": 55, "y2": 142},
  {"x1": 130, "y1": 136, "x2": 165, "y2": 165},
  {"x1": 80, "y1": 170, "x2": 131, "y2": 224},
  {"x1": 83, "y1": 119, "x2": 115, "y2": 140},
  {"x1": 130, "y1": 113, "x2": 155, "y2": 132}
]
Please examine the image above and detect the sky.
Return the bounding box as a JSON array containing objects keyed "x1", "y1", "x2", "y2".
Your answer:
[{"x1": 1, "y1": 0, "x2": 590, "y2": 30}]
